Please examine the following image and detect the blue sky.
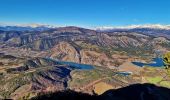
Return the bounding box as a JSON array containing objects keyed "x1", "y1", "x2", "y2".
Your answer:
[{"x1": 0, "y1": 0, "x2": 170, "y2": 27}]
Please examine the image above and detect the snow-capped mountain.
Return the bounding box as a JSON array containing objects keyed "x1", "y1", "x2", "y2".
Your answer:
[
  {"x1": 17, "y1": 23, "x2": 57, "y2": 28},
  {"x1": 95, "y1": 24, "x2": 170, "y2": 31},
  {"x1": 0, "y1": 23, "x2": 57, "y2": 31},
  {"x1": 1, "y1": 23, "x2": 170, "y2": 32},
  {"x1": 95, "y1": 24, "x2": 170, "y2": 39}
]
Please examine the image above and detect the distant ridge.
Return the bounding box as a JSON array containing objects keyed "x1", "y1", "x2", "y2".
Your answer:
[
  {"x1": 0, "y1": 23, "x2": 57, "y2": 31},
  {"x1": 1, "y1": 23, "x2": 170, "y2": 31},
  {"x1": 94, "y1": 24, "x2": 170, "y2": 31}
]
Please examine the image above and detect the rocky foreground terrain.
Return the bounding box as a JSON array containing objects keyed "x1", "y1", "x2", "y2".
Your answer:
[{"x1": 0, "y1": 26, "x2": 170, "y2": 99}]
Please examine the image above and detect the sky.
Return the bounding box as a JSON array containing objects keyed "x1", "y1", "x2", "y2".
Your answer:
[{"x1": 0, "y1": 0, "x2": 170, "y2": 27}]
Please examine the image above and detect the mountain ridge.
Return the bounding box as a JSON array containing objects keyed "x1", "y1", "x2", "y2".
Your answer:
[
  {"x1": 95, "y1": 24, "x2": 170, "y2": 31},
  {"x1": 1, "y1": 24, "x2": 170, "y2": 31}
]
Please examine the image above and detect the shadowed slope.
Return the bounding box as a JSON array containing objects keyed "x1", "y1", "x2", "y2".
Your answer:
[{"x1": 31, "y1": 83, "x2": 170, "y2": 100}]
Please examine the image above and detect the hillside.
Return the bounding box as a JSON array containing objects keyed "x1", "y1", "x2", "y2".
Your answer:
[
  {"x1": 0, "y1": 26, "x2": 170, "y2": 99},
  {"x1": 0, "y1": 53, "x2": 73, "y2": 99}
]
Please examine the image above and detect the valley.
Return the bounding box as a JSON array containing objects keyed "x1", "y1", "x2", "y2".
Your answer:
[{"x1": 0, "y1": 26, "x2": 170, "y2": 99}]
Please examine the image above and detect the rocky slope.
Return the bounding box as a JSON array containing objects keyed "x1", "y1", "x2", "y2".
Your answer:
[
  {"x1": 0, "y1": 26, "x2": 170, "y2": 68},
  {"x1": 0, "y1": 53, "x2": 73, "y2": 99}
]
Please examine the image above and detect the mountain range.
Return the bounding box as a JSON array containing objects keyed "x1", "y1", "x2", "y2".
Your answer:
[
  {"x1": 1, "y1": 24, "x2": 170, "y2": 31},
  {"x1": 0, "y1": 24, "x2": 170, "y2": 99}
]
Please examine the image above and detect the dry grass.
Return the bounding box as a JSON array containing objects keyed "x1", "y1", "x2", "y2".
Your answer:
[{"x1": 93, "y1": 82, "x2": 113, "y2": 95}]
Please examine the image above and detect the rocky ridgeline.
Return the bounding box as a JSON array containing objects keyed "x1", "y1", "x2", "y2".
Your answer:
[
  {"x1": 0, "y1": 27, "x2": 168, "y2": 50},
  {"x1": 0, "y1": 26, "x2": 170, "y2": 65}
]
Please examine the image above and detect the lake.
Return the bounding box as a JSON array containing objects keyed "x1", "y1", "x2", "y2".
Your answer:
[
  {"x1": 132, "y1": 58, "x2": 164, "y2": 68},
  {"x1": 56, "y1": 61, "x2": 94, "y2": 70},
  {"x1": 45, "y1": 58, "x2": 94, "y2": 70}
]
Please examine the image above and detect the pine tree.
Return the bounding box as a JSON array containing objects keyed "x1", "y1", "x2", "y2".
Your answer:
[{"x1": 163, "y1": 52, "x2": 170, "y2": 68}]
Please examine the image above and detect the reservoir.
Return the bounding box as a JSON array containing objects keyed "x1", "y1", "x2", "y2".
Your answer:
[
  {"x1": 45, "y1": 58, "x2": 94, "y2": 70},
  {"x1": 132, "y1": 58, "x2": 164, "y2": 67},
  {"x1": 56, "y1": 61, "x2": 94, "y2": 70}
]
